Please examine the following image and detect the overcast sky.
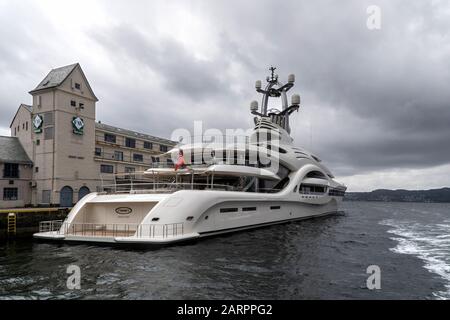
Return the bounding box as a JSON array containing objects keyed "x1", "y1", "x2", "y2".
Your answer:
[{"x1": 0, "y1": 0, "x2": 449, "y2": 191}]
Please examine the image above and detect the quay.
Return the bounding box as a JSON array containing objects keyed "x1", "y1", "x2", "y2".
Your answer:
[{"x1": 0, "y1": 207, "x2": 70, "y2": 239}]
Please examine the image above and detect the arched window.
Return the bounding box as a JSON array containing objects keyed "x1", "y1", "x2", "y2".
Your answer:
[
  {"x1": 60, "y1": 186, "x2": 73, "y2": 207},
  {"x1": 78, "y1": 186, "x2": 90, "y2": 200}
]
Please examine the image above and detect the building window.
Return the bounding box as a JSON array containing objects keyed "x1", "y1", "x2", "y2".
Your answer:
[
  {"x1": 79, "y1": 103, "x2": 84, "y2": 109},
  {"x1": 75, "y1": 83, "x2": 81, "y2": 90},
  {"x1": 114, "y1": 151, "x2": 124, "y2": 161},
  {"x1": 42, "y1": 190, "x2": 51, "y2": 204},
  {"x1": 70, "y1": 100, "x2": 76, "y2": 107},
  {"x1": 167, "y1": 158, "x2": 173, "y2": 165},
  {"x1": 144, "y1": 141, "x2": 153, "y2": 149},
  {"x1": 14, "y1": 127, "x2": 16, "y2": 136},
  {"x1": 22, "y1": 123, "x2": 25, "y2": 129},
  {"x1": 35, "y1": 167, "x2": 39, "y2": 173},
  {"x1": 3, "y1": 163, "x2": 19, "y2": 178},
  {"x1": 44, "y1": 127, "x2": 54, "y2": 140},
  {"x1": 95, "y1": 147, "x2": 102, "y2": 156},
  {"x1": 36, "y1": 139, "x2": 40, "y2": 146},
  {"x1": 151, "y1": 156, "x2": 160, "y2": 163},
  {"x1": 125, "y1": 138, "x2": 136, "y2": 148},
  {"x1": 104, "y1": 133, "x2": 116, "y2": 143},
  {"x1": 100, "y1": 164, "x2": 114, "y2": 173},
  {"x1": 43, "y1": 112, "x2": 54, "y2": 126},
  {"x1": 160, "y1": 145, "x2": 168, "y2": 152},
  {"x1": 3, "y1": 188, "x2": 18, "y2": 201},
  {"x1": 26, "y1": 121, "x2": 28, "y2": 131},
  {"x1": 133, "y1": 153, "x2": 143, "y2": 162}
]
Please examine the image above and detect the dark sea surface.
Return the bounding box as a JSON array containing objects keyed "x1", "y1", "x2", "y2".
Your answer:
[{"x1": 0, "y1": 201, "x2": 449, "y2": 300}]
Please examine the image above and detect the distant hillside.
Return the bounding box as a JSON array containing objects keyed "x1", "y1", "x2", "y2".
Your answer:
[{"x1": 344, "y1": 187, "x2": 450, "y2": 203}]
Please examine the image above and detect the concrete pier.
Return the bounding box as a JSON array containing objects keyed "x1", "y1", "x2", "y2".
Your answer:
[{"x1": 0, "y1": 208, "x2": 70, "y2": 240}]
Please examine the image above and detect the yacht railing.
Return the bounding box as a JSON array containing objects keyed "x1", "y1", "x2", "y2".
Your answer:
[
  {"x1": 101, "y1": 182, "x2": 237, "y2": 194},
  {"x1": 39, "y1": 221, "x2": 185, "y2": 239},
  {"x1": 99, "y1": 168, "x2": 283, "y2": 195},
  {"x1": 39, "y1": 220, "x2": 63, "y2": 233}
]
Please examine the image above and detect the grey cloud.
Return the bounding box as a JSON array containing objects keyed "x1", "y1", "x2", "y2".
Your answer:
[{"x1": 1, "y1": 0, "x2": 449, "y2": 185}]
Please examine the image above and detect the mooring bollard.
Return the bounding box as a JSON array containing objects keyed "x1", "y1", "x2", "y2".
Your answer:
[{"x1": 7, "y1": 213, "x2": 17, "y2": 236}]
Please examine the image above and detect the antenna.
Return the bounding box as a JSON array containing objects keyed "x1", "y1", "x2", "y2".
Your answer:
[{"x1": 250, "y1": 67, "x2": 301, "y2": 133}]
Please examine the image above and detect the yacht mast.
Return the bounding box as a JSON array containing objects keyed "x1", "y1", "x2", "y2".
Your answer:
[{"x1": 250, "y1": 67, "x2": 301, "y2": 134}]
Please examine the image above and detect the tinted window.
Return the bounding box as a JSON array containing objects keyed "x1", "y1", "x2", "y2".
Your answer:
[
  {"x1": 3, "y1": 188, "x2": 18, "y2": 200},
  {"x1": 100, "y1": 164, "x2": 114, "y2": 173},
  {"x1": 133, "y1": 154, "x2": 143, "y2": 162},
  {"x1": 126, "y1": 138, "x2": 136, "y2": 148},
  {"x1": 3, "y1": 163, "x2": 19, "y2": 178},
  {"x1": 114, "y1": 151, "x2": 124, "y2": 161},
  {"x1": 104, "y1": 133, "x2": 116, "y2": 143}
]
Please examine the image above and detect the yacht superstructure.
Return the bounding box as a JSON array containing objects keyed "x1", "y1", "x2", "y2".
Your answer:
[{"x1": 34, "y1": 68, "x2": 346, "y2": 245}]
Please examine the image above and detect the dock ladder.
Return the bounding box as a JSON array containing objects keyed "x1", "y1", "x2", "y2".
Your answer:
[{"x1": 7, "y1": 213, "x2": 17, "y2": 235}]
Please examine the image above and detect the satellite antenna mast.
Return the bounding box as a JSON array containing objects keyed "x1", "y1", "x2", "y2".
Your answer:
[{"x1": 249, "y1": 66, "x2": 301, "y2": 134}]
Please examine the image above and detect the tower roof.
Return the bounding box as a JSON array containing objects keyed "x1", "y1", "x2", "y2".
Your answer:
[
  {"x1": 29, "y1": 63, "x2": 98, "y2": 101},
  {"x1": 30, "y1": 63, "x2": 78, "y2": 93}
]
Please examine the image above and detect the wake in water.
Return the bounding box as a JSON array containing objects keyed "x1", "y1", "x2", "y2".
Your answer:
[{"x1": 381, "y1": 218, "x2": 450, "y2": 299}]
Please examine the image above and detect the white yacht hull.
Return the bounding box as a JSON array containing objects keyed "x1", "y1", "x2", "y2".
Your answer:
[{"x1": 34, "y1": 190, "x2": 343, "y2": 245}]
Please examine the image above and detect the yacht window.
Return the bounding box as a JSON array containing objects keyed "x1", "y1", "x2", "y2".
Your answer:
[
  {"x1": 151, "y1": 217, "x2": 160, "y2": 222},
  {"x1": 299, "y1": 184, "x2": 327, "y2": 194},
  {"x1": 329, "y1": 188, "x2": 346, "y2": 197},
  {"x1": 220, "y1": 208, "x2": 238, "y2": 213},
  {"x1": 293, "y1": 185, "x2": 298, "y2": 193},
  {"x1": 242, "y1": 207, "x2": 257, "y2": 212},
  {"x1": 186, "y1": 216, "x2": 194, "y2": 221},
  {"x1": 306, "y1": 171, "x2": 327, "y2": 179},
  {"x1": 270, "y1": 206, "x2": 281, "y2": 210}
]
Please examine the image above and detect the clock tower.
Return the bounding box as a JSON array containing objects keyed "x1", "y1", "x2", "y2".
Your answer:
[{"x1": 28, "y1": 63, "x2": 99, "y2": 206}]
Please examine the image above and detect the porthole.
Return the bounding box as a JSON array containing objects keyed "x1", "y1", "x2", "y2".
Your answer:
[{"x1": 205, "y1": 215, "x2": 209, "y2": 220}]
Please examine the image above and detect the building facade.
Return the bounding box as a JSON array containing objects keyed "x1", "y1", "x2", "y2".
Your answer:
[{"x1": 2, "y1": 63, "x2": 175, "y2": 208}]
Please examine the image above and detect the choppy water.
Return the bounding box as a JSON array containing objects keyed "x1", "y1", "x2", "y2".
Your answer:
[{"x1": 0, "y1": 201, "x2": 449, "y2": 299}]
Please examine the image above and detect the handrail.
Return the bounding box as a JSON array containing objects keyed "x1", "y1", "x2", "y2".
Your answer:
[
  {"x1": 38, "y1": 221, "x2": 185, "y2": 239},
  {"x1": 101, "y1": 182, "x2": 236, "y2": 193}
]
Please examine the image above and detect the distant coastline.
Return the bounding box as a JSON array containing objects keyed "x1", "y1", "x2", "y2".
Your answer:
[{"x1": 344, "y1": 187, "x2": 450, "y2": 203}]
